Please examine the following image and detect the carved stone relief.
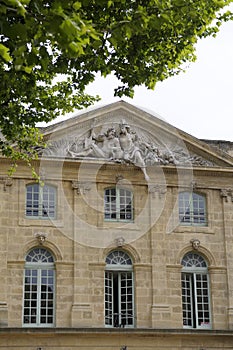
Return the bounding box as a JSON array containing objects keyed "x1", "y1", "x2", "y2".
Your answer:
[
  {"x1": 72, "y1": 181, "x2": 91, "y2": 195},
  {"x1": 220, "y1": 188, "x2": 233, "y2": 202},
  {"x1": 190, "y1": 238, "x2": 201, "y2": 250},
  {"x1": 42, "y1": 119, "x2": 216, "y2": 181},
  {"x1": 34, "y1": 232, "x2": 48, "y2": 245},
  {"x1": 0, "y1": 176, "x2": 13, "y2": 191}
]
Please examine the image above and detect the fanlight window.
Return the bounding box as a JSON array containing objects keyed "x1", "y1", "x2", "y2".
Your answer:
[
  {"x1": 25, "y1": 248, "x2": 54, "y2": 263},
  {"x1": 105, "y1": 251, "x2": 134, "y2": 328},
  {"x1": 23, "y1": 248, "x2": 55, "y2": 327},
  {"x1": 106, "y1": 250, "x2": 132, "y2": 265},
  {"x1": 181, "y1": 252, "x2": 211, "y2": 329},
  {"x1": 182, "y1": 252, "x2": 207, "y2": 268},
  {"x1": 179, "y1": 192, "x2": 207, "y2": 226},
  {"x1": 104, "y1": 188, "x2": 133, "y2": 221},
  {"x1": 26, "y1": 184, "x2": 56, "y2": 219}
]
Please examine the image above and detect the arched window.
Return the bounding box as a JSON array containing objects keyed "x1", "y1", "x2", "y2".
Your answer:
[
  {"x1": 105, "y1": 251, "x2": 134, "y2": 328},
  {"x1": 181, "y1": 252, "x2": 211, "y2": 329},
  {"x1": 179, "y1": 191, "x2": 207, "y2": 226},
  {"x1": 23, "y1": 248, "x2": 55, "y2": 327},
  {"x1": 26, "y1": 184, "x2": 56, "y2": 219},
  {"x1": 104, "y1": 187, "x2": 133, "y2": 221}
]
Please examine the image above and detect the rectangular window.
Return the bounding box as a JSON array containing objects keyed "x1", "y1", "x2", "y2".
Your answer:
[
  {"x1": 179, "y1": 192, "x2": 207, "y2": 226},
  {"x1": 23, "y1": 269, "x2": 55, "y2": 326},
  {"x1": 26, "y1": 184, "x2": 56, "y2": 219},
  {"x1": 182, "y1": 272, "x2": 210, "y2": 329},
  {"x1": 104, "y1": 188, "x2": 133, "y2": 222},
  {"x1": 105, "y1": 271, "x2": 134, "y2": 327}
]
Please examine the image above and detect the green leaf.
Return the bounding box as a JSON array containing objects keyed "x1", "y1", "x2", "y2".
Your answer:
[
  {"x1": 73, "y1": 1, "x2": 82, "y2": 10},
  {"x1": 3, "y1": 0, "x2": 27, "y2": 16},
  {"x1": 68, "y1": 41, "x2": 85, "y2": 55},
  {"x1": 60, "y1": 19, "x2": 79, "y2": 37},
  {"x1": 0, "y1": 44, "x2": 12, "y2": 62}
]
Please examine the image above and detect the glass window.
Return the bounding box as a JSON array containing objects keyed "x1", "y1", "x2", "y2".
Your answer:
[
  {"x1": 105, "y1": 251, "x2": 134, "y2": 328},
  {"x1": 179, "y1": 192, "x2": 207, "y2": 226},
  {"x1": 104, "y1": 188, "x2": 133, "y2": 221},
  {"x1": 181, "y1": 252, "x2": 211, "y2": 329},
  {"x1": 23, "y1": 248, "x2": 55, "y2": 327},
  {"x1": 26, "y1": 184, "x2": 56, "y2": 219}
]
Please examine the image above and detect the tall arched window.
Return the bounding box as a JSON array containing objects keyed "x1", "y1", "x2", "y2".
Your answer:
[
  {"x1": 26, "y1": 184, "x2": 56, "y2": 219},
  {"x1": 181, "y1": 252, "x2": 211, "y2": 329},
  {"x1": 104, "y1": 187, "x2": 133, "y2": 221},
  {"x1": 105, "y1": 250, "x2": 134, "y2": 327},
  {"x1": 23, "y1": 248, "x2": 55, "y2": 327},
  {"x1": 179, "y1": 191, "x2": 207, "y2": 226}
]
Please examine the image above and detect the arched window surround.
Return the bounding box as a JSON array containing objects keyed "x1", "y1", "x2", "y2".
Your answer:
[{"x1": 23, "y1": 247, "x2": 55, "y2": 327}]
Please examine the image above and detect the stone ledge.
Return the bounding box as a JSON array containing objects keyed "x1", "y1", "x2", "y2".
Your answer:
[{"x1": 1, "y1": 327, "x2": 233, "y2": 336}]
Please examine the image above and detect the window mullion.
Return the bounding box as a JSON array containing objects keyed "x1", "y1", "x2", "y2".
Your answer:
[
  {"x1": 118, "y1": 273, "x2": 121, "y2": 325},
  {"x1": 193, "y1": 273, "x2": 198, "y2": 328},
  {"x1": 190, "y1": 193, "x2": 194, "y2": 224},
  {"x1": 37, "y1": 269, "x2": 42, "y2": 326},
  {"x1": 38, "y1": 186, "x2": 43, "y2": 218},
  {"x1": 116, "y1": 188, "x2": 120, "y2": 220}
]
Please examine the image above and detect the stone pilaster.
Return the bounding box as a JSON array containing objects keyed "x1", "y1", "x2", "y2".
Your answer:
[{"x1": 220, "y1": 188, "x2": 233, "y2": 329}]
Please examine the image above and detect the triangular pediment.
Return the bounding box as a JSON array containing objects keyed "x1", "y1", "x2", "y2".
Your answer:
[{"x1": 40, "y1": 101, "x2": 233, "y2": 172}]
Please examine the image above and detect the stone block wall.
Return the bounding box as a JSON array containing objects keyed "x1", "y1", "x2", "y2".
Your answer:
[{"x1": 0, "y1": 159, "x2": 232, "y2": 332}]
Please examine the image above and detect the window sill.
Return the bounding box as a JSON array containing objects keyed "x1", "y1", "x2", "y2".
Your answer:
[
  {"x1": 183, "y1": 326, "x2": 212, "y2": 330},
  {"x1": 99, "y1": 221, "x2": 141, "y2": 231},
  {"x1": 19, "y1": 218, "x2": 64, "y2": 227},
  {"x1": 22, "y1": 324, "x2": 55, "y2": 328},
  {"x1": 174, "y1": 226, "x2": 214, "y2": 234}
]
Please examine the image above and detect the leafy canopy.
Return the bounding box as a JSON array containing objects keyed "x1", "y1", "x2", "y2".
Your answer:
[{"x1": 0, "y1": 0, "x2": 232, "y2": 173}]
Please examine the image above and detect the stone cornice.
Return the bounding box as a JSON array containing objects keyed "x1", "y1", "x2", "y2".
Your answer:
[{"x1": 2, "y1": 327, "x2": 233, "y2": 336}]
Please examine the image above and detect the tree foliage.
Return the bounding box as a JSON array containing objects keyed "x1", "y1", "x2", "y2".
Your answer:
[{"x1": 0, "y1": 0, "x2": 232, "y2": 173}]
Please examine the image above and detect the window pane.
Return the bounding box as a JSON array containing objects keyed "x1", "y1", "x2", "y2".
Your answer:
[
  {"x1": 26, "y1": 184, "x2": 39, "y2": 217},
  {"x1": 104, "y1": 188, "x2": 117, "y2": 219},
  {"x1": 104, "y1": 188, "x2": 133, "y2": 221},
  {"x1": 105, "y1": 251, "x2": 134, "y2": 328},
  {"x1": 23, "y1": 269, "x2": 38, "y2": 324},
  {"x1": 26, "y1": 184, "x2": 56, "y2": 219},
  {"x1": 24, "y1": 249, "x2": 55, "y2": 326},
  {"x1": 120, "y1": 272, "x2": 134, "y2": 326},
  {"x1": 42, "y1": 186, "x2": 56, "y2": 218},
  {"x1": 196, "y1": 274, "x2": 210, "y2": 327},
  {"x1": 179, "y1": 192, "x2": 207, "y2": 226},
  {"x1": 40, "y1": 269, "x2": 54, "y2": 324},
  {"x1": 105, "y1": 271, "x2": 113, "y2": 326},
  {"x1": 106, "y1": 251, "x2": 132, "y2": 265},
  {"x1": 181, "y1": 273, "x2": 193, "y2": 327},
  {"x1": 181, "y1": 253, "x2": 210, "y2": 330}
]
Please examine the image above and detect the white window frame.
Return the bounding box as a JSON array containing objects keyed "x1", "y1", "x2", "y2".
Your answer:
[
  {"x1": 104, "y1": 187, "x2": 133, "y2": 222},
  {"x1": 105, "y1": 251, "x2": 134, "y2": 328},
  {"x1": 23, "y1": 248, "x2": 55, "y2": 327},
  {"x1": 181, "y1": 252, "x2": 211, "y2": 329},
  {"x1": 179, "y1": 191, "x2": 207, "y2": 226},
  {"x1": 26, "y1": 183, "x2": 57, "y2": 219}
]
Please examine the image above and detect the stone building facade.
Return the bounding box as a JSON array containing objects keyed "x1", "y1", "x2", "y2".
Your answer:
[{"x1": 0, "y1": 101, "x2": 233, "y2": 349}]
